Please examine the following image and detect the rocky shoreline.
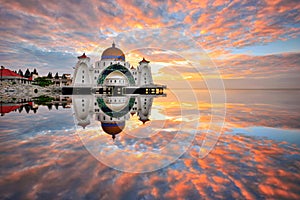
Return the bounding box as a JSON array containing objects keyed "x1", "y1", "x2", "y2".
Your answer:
[{"x1": 0, "y1": 82, "x2": 62, "y2": 103}]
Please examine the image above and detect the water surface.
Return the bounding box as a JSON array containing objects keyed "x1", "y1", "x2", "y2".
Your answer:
[{"x1": 1, "y1": 90, "x2": 299, "y2": 199}]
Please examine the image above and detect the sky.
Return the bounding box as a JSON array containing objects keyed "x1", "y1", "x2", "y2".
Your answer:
[{"x1": 0, "y1": 0, "x2": 300, "y2": 89}]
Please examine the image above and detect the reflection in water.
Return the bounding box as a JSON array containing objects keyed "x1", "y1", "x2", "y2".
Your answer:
[
  {"x1": 0, "y1": 90, "x2": 300, "y2": 199},
  {"x1": 0, "y1": 96, "x2": 72, "y2": 116},
  {"x1": 73, "y1": 94, "x2": 160, "y2": 140}
]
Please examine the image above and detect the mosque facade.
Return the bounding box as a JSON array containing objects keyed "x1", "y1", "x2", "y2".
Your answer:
[{"x1": 72, "y1": 42, "x2": 153, "y2": 89}]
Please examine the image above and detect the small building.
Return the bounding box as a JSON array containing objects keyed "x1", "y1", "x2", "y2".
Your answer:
[
  {"x1": 0, "y1": 66, "x2": 31, "y2": 84},
  {"x1": 52, "y1": 73, "x2": 72, "y2": 86}
]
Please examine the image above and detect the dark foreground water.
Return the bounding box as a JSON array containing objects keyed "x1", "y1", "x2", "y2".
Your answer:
[{"x1": 1, "y1": 90, "x2": 299, "y2": 199}]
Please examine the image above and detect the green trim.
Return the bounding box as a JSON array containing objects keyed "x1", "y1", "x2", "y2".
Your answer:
[
  {"x1": 97, "y1": 64, "x2": 135, "y2": 85},
  {"x1": 96, "y1": 97, "x2": 135, "y2": 118}
]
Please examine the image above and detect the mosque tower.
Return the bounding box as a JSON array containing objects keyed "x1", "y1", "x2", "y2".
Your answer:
[
  {"x1": 137, "y1": 58, "x2": 153, "y2": 86},
  {"x1": 137, "y1": 96, "x2": 153, "y2": 124},
  {"x1": 73, "y1": 95, "x2": 93, "y2": 129},
  {"x1": 73, "y1": 53, "x2": 92, "y2": 87}
]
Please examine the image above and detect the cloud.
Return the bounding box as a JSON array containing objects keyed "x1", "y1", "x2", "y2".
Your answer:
[
  {"x1": 0, "y1": 0, "x2": 299, "y2": 88},
  {"x1": 215, "y1": 52, "x2": 300, "y2": 79}
]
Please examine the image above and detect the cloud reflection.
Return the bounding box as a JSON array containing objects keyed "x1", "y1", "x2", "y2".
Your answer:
[
  {"x1": 1, "y1": 129, "x2": 299, "y2": 199},
  {"x1": 1, "y1": 89, "x2": 300, "y2": 199}
]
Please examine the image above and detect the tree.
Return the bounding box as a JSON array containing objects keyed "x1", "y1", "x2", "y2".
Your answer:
[
  {"x1": 47, "y1": 72, "x2": 53, "y2": 79},
  {"x1": 54, "y1": 72, "x2": 59, "y2": 79},
  {"x1": 18, "y1": 69, "x2": 24, "y2": 77},
  {"x1": 33, "y1": 68, "x2": 38, "y2": 75},
  {"x1": 24, "y1": 69, "x2": 31, "y2": 78},
  {"x1": 33, "y1": 77, "x2": 53, "y2": 87}
]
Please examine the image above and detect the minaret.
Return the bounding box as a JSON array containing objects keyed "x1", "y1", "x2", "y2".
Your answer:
[
  {"x1": 73, "y1": 53, "x2": 92, "y2": 87},
  {"x1": 73, "y1": 95, "x2": 93, "y2": 129},
  {"x1": 137, "y1": 96, "x2": 153, "y2": 124},
  {"x1": 137, "y1": 58, "x2": 153, "y2": 86}
]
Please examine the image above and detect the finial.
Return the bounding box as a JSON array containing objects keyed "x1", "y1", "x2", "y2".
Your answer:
[
  {"x1": 78, "y1": 53, "x2": 88, "y2": 59},
  {"x1": 112, "y1": 41, "x2": 115, "y2": 48},
  {"x1": 112, "y1": 134, "x2": 116, "y2": 140}
]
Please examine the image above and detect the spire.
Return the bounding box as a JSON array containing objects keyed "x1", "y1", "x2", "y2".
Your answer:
[
  {"x1": 130, "y1": 112, "x2": 136, "y2": 116},
  {"x1": 78, "y1": 53, "x2": 88, "y2": 59},
  {"x1": 140, "y1": 118, "x2": 150, "y2": 124},
  {"x1": 112, "y1": 41, "x2": 115, "y2": 48},
  {"x1": 139, "y1": 57, "x2": 150, "y2": 64}
]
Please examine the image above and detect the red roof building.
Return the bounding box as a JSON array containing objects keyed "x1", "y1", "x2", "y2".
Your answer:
[
  {"x1": 0, "y1": 104, "x2": 20, "y2": 115},
  {"x1": 0, "y1": 67, "x2": 31, "y2": 84},
  {"x1": 0, "y1": 68, "x2": 23, "y2": 78}
]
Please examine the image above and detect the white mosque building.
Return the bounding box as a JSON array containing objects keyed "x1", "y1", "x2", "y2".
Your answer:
[
  {"x1": 72, "y1": 42, "x2": 153, "y2": 89},
  {"x1": 70, "y1": 42, "x2": 166, "y2": 140}
]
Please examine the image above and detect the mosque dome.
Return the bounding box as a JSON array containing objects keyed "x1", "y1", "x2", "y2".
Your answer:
[
  {"x1": 101, "y1": 121, "x2": 125, "y2": 139},
  {"x1": 101, "y1": 42, "x2": 125, "y2": 61}
]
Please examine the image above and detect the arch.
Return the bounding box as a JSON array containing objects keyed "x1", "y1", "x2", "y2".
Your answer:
[
  {"x1": 96, "y1": 97, "x2": 135, "y2": 118},
  {"x1": 97, "y1": 64, "x2": 135, "y2": 85}
]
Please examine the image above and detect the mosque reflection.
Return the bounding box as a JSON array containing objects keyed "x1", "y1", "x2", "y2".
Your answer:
[
  {"x1": 73, "y1": 92, "x2": 165, "y2": 140},
  {"x1": 0, "y1": 92, "x2": 165, "y2": 140}
]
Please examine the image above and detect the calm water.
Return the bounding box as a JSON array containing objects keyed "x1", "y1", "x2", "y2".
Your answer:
[{"x1": 1, "y1": 90, "x2": 299, "y2": 199}]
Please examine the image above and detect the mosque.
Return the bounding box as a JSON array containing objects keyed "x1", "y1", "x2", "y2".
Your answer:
[
  {"x1": 70, "y1": 43, "x2": 166, "y2": 140},
  {"x1": 72, "y1": 42, "x2": 157, "y2": 92}
]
